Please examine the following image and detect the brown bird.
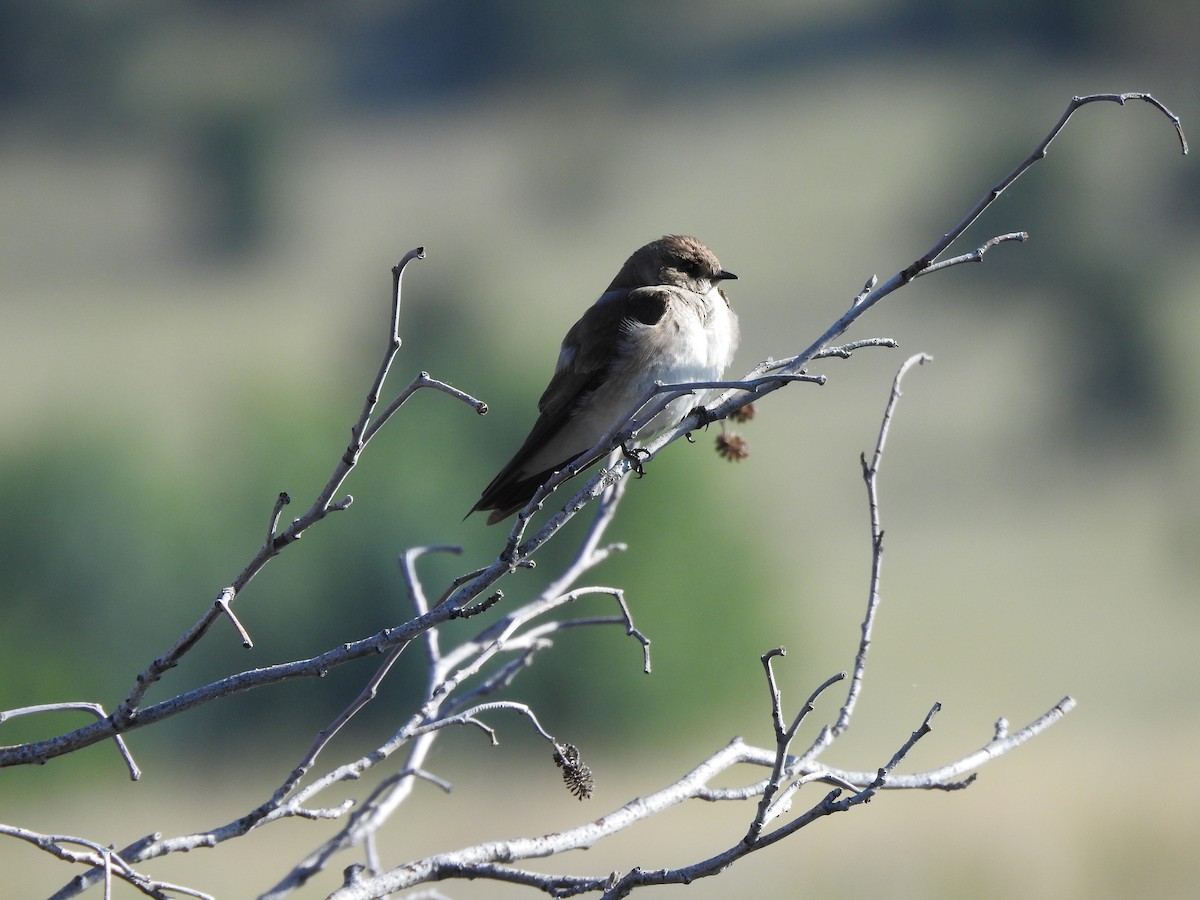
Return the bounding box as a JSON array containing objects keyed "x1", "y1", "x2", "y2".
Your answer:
[{"x1": 470, "y1": 235, "x2": 739, "y2": 524}]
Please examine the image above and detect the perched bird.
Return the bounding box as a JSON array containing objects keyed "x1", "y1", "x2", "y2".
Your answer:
[{"x1": 469, "y1": 234, "x2": 739, "y2": 524}]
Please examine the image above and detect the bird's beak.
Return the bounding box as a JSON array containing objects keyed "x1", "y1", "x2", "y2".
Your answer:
[{"x1": 716, "y1": 270, "x2": 738, "y2": 282}]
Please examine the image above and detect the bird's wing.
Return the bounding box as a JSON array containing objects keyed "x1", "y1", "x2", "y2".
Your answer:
[
  {"x1": 538, "y1": 286, "x2": 669, "y2": 415},
  {"x1": 470, "y1": 286, "x2": 670, "y2": 520}
]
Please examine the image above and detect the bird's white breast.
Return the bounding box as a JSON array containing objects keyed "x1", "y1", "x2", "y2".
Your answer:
[
  {"x1": 643, "y1": 284, "x2": 737, "y2": 384},
  {"x1": 611, "y1": 284, "x2": 738, "y2": 436}
]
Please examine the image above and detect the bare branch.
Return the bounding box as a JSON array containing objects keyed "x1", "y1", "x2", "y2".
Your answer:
[
  {"x1": 0, "y1": 702, "x2": 140, "y2": 780},
  {"x1": 906, "y1": 93, "x2": 1186, "y2": 284},
  {"x1": 360, "y1": 371, "x2": 488, "y2": 448},
  {"x1": 918, "y1": 231, "x2": 1028, "y2": 276},
  {"x1": 835, "y1": 353, "x2": 933, "y2": 736},
  {"x1": 746, "y1": 664, "x2": 846, "y2": 843},
  {"x1": 812, "y1": 337, "x2": 900, "y2": 359},
  {"x1": 0, "y1": 823, "x2": 213, "y2": 900},
  {"x1": 348, "y1": 247, "x2": 427, "y2": 452}
]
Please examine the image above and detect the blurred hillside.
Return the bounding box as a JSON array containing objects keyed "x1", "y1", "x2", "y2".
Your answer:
[{"x1": 1, "y1": 2, "x2": 1198, "y2": 897}]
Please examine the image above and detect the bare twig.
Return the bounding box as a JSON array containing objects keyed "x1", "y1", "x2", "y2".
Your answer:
[
  {"x1": 745, "y1": 659, "x2": 845, "y2": 843},
  {"x1": 918, "y1": 231, "x2": 1028, "y2": 276},
  {"x1": 0, "y1": 823, "x2": 214, "y2": 900},
  {"x1": 836, "y1": 353, "x2": 933, "y2": 736},
  {"x1": 0, "y1": 702, "x2": 140, "y2": 780},
  {"x1": 362, "y1": 372, "x2": 488, "y2": 447},
  {"x1": 213, "y1": 587, "x2": 253, "y2": 649}
]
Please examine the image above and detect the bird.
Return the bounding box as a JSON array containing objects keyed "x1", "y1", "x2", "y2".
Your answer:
[{"x1": 469, "y1": 234, "x2": 739, "y2": 525}]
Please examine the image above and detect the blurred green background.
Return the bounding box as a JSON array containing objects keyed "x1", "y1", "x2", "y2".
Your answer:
[{"x1": 2, "y1": 1, "x2": 1198, "y2": 897}]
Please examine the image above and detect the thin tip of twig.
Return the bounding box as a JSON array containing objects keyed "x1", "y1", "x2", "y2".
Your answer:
[
  {"x1": 110, "y1": 733, "x2": 142, "y2": 780},
  {"x1": 853, "y1": 275, "x2": 878, "y2": 306},
  {"x1": 214, "y1": 592, "x2": 254, "y2": 649},
  {"x1": 392, "y1": 247, "x2": 426, "y2": 276}
]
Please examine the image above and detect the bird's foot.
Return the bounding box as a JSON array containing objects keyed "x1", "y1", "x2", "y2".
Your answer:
[
  {"x1": 685, "y1": 404, "x2": 715, "y2": 443},
  {"x1": 620, "y1": 442, "x2": 652, "y2": 478}
]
